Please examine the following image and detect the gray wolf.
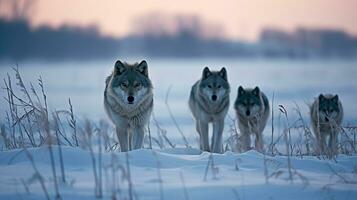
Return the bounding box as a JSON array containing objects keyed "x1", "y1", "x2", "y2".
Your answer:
[
  {"x1": 189, "y1": 67, "x2": 230, "y2": 153},
  {"x1": 310, "y1": 94, "x2": 343, "y2": 156},
  {"x1": 234, "y1": 86, "x2": 269, "y2": 152},
  {"x1": 104, "y1": 60, "x2": 153, "y2": 152}
]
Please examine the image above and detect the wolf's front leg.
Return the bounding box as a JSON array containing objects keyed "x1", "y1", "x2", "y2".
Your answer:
[
  {"x1": 255, "y1": 131, "x2": 264, "y2": 153},
  {"x1": 240, "y1": 131, "x2": 251, "y2": 152},
  {"x1": 328, "y1": 131, "x2": 338, "y2": 156},
  {"x1": 211, "y1": 119, "x2": 224, "y2": 153},
  {"x1": 198, "y1": 121, "x2": 210, "y2": 152},
  {"x1": 318, "y1": 133, "x2": 326, "y2": 156},
  {"x1": 132, "y1": 126, "x2": 145, "y2": 150},
  {"x1": 116, "y1": 126, "x2": 129, "y2": 152},
  {"x1": 314, "y1": 130, "x2": 322, "y2": 156}
]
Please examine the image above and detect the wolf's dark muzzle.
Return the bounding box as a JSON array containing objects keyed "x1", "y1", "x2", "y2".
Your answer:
[
  {"x1": 127, "y1": 96, "x2": 135, "y2": 103},
  {"x1": 211, "y1": 95, "x2": 217, "y2": 101},
  {"x1": 246, "y1": 110, "x2": 251, "y2": 116}
]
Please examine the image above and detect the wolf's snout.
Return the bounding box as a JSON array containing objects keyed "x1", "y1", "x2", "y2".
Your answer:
[
  {"x1": 246, "y1": 110, "x2": 251, "y2": 116},
  {"x1": 127, "y1": 96, "x2": 135, "y2": 104},
  {"x1": 211, "y1": 95, "x2": 217, "y2": 101}
]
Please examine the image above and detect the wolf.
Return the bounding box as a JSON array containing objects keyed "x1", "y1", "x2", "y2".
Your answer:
[
  {"x1": 234, "y1": 86, "x2": 269, "y2": 152},
  {"x1": 104, "y1": 60, "x2": 153, "y2": 152},
  {"x1": 189, "y1": 67, "x2": 230, "y2": 153},
  {"x1": 310, "y1": 94, "x2": 343, "y2": 156}
]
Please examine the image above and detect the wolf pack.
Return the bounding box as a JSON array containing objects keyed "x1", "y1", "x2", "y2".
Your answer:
[{"x1": 104, "y1": 60, "x2": 343, "y2": 156}]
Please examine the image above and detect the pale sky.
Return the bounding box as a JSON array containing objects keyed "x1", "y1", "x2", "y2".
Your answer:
[{"x1": 3, "y1": 0, "x2": 357, "y2": 41}]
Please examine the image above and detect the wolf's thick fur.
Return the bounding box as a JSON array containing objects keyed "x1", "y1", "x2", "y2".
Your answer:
[
  {"x1": 310, "y1": 94, "x2": 343, "y2": 155},
  {"x1": 189, "y1": 67, "x2": 230, "y2": 153},
  {"x1": 104, "y1": 60, "x2": 153, "y2": 152},
  {"x1": 234, "y1": 86, "x2": 269, "y2": 152}
]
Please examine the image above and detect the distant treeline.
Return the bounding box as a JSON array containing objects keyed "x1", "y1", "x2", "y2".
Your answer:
[
  {"x1": 1, "y1": 18, "x2": 357, "y2": 61},
  {"x1": 259, "y1": 28, "x2": 357, "y2": 58},
  {"x1": 0, "y1": 19, "x2": 120, "y2": 60}
]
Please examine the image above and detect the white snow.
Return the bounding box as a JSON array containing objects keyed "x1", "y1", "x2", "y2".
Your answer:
[
  {"x1": 0, "y1": 146, "x2": 356, "y2": 200},
  {"x1": 0, "y1": 59, "x2": 357, "y2": 199}
]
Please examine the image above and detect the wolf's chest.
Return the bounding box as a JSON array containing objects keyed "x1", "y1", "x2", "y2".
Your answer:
[{"x1": 105, "y1": 92, "x2": 153, "y2": 126}]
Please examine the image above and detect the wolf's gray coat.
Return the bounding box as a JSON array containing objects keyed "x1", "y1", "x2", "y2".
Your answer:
[
  {"x1": 234, "y1": 86, "x2": 269, "y2": 152},
  {"x1": 104, "y1": 60, "x2": 153, "y2": 152},
  {"x1": 189, "y1": 67, "x2": 230, "y2": 153},
  {"x1": 310, "y1": 94, "x2": 343, "y2": 155}
]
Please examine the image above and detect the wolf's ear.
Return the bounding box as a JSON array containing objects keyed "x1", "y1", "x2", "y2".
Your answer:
[
  {"x1": 219, "y1": 67, "x2": 227, "y2": 80},
  {"x1": 137, "y1": 60, "x2": 148, "y2": 77},
  {"x1": 318, "y1": 94, "x2": 324, "y2": 102},
  {"x1": 114, "y1": 60, "x2": 126, "y2": 75},
  {"x1": 238, "y1": 86, "x2": 245, "y2": 96},
  {"x1": 202, "y1": 67, "x2": 212, "y2": 79},
  {"x1": 332, "y1": 95, "x2": 339, "y2": 104},
  {"x1": 252, "y1": 87, "x2": 260, "y2": 96}
]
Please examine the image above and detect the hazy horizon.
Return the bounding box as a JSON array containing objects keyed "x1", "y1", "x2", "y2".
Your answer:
[{"x1": 1, "y1": 0, "x2": 357, "y2": 41}]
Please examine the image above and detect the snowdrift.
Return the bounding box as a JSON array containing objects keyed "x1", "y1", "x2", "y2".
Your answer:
[{"x1": 0, "y1": 146, "x2": 356, "y2": 200}]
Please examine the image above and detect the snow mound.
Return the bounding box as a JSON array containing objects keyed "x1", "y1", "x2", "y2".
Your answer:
[{"x1": 0, "y1": 146, "x2": 356, "y2": 200}]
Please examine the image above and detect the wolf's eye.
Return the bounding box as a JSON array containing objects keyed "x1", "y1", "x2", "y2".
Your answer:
[
  {"x1": 245, "y1": 102, "x2": 253, "y2": 106},
  {"x1": 208, "y1": 85, "x2": 212, "y2": 88},
  {"x1": 217, "y1": 85, "x2": 221, "y2": 88},
  {"x1": 121, "y1": 82, "x2": 128, "y2": 87},
  {"x1": 134, "y1": 82, "x2": 141, "y2": 88}
]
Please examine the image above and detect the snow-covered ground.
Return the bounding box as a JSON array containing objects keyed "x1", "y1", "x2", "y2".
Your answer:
[
  {"x1": 0, "y1": 146, "x2": 356, "y2": 200},
  {"x1": 1, "y1": 59, "x2": 357, "y2": 199}
]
